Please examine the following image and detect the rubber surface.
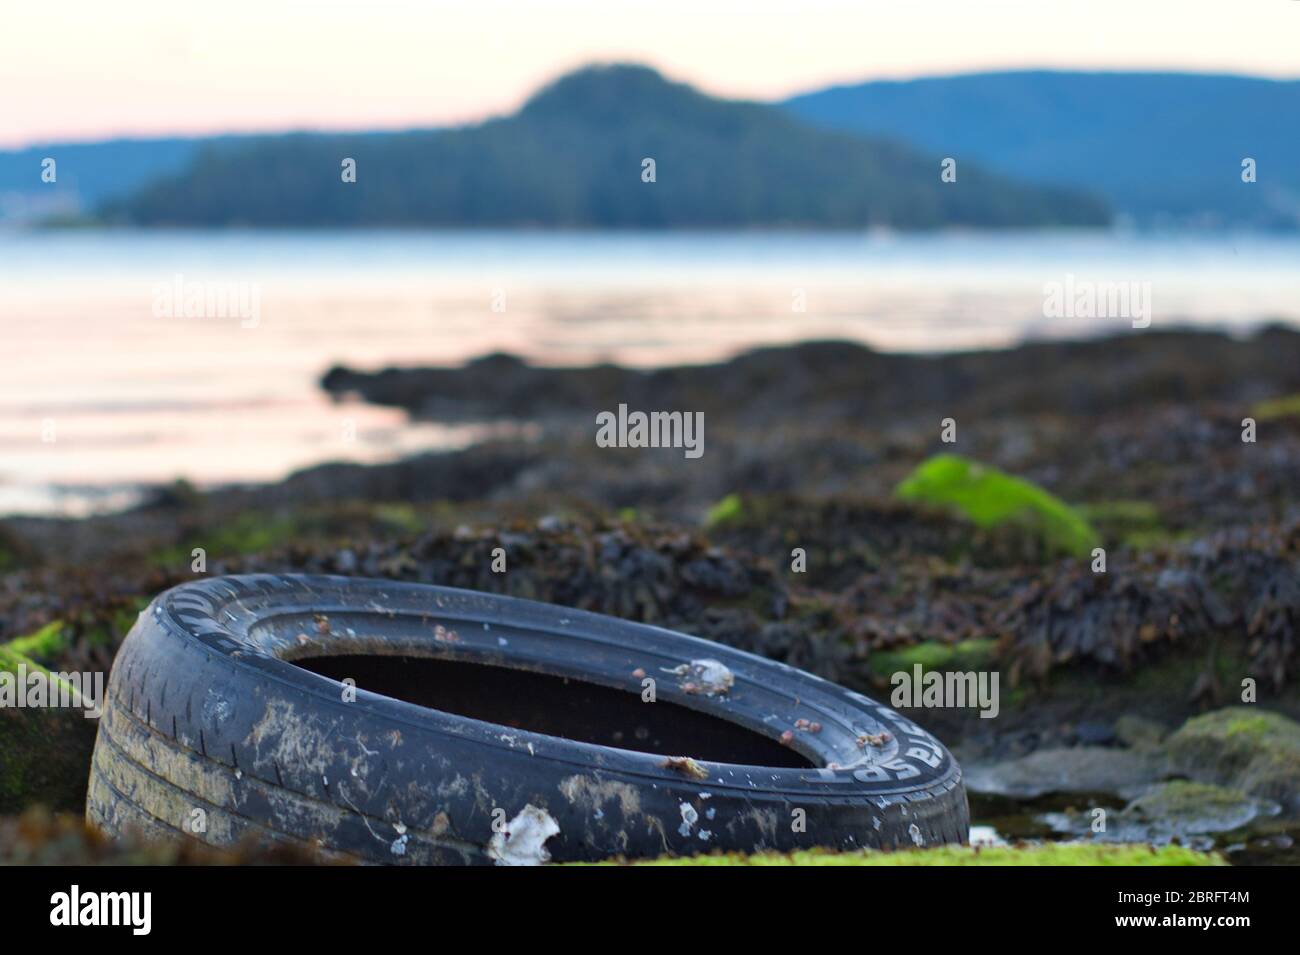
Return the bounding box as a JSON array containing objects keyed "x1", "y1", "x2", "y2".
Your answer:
[{"x1": 88, "y1": 574, "x2": 968, "y2": 863}]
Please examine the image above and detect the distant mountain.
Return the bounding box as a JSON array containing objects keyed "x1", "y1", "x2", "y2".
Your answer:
[
  {"x1": 783, "y1": 71, "x2": 1300, "y2": 229},
  {"x1": 0, "y1": 131, "x2": 398, "y2": 225},
  {"x1": 101, "y1": 65, "x2": 1108, "y2": 229},
  {"x1": 0, "y1": 137, "x2": 226, "y2": 224}
]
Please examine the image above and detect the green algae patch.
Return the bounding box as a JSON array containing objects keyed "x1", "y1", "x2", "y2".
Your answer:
[
  {"x1": 1, "y1": 618, "x2": 117, "y2": 813},
  {"x1": 576, "y1": 843, "x2": 1223, "y2": 866},
  {"x1": 0, "y1": 644, "x2": 99, "y2": 814},
  {"x1": 705, "y1": 493, "x2": 744, "y2": 528},
  {"x1": 0, "y1": 643, "x2": 33, "y2": 677},
  {"x1": 1252, "y1": 393, "x2": 1300, "y2": 421},
  {"x1": 1167, "y1": 707, "x2": 1300, "y2": 814},
  {"x1": 895, "y1": 455, "x2": 1098, "y2": 558},
  {"x1": 4, "y1": 621, "x2": 70, "y2": 664},
  {"x1": 870, "y1": 638, "x2": 997, "y2": 679}
]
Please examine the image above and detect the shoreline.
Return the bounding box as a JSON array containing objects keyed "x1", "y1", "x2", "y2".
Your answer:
[
  {"x1": 8, "y1": 324, "x2": 1299, "y2": 521},
  {"x1": 2, "y1": 321, "x2": 1299, "y2": 860}
]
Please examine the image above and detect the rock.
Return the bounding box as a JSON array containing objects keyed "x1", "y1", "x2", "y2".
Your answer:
[
  {"x1": 1115, "y1": 714, "x2": 1168, "y2": 750},
  {"x1": 1044, "y1": 781, "x2": 1276, "y2": 848},
  {"x1": 1071, "y1": 721, "x2": 1117, "y2": 746},
  {"x1": 1123, "y1": 781, "x2": 1273, "y2": 834},
  {"x1": 964, "y1": 745, "x2": 1164, "y2": 799},
  {"x1": 1166, "y1": 707, "x2": 1300, "y2": 815}
]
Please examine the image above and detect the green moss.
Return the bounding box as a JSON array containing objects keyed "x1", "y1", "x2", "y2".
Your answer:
[
  {"x1": 4, "y1": 621, "x2": 69, "y2": 663},
  {"x1": 705, "y1": 493, "x2": 744, "y2": 528},
  {"x1": 576, "y1": 843, "x2": 1222, "y2": 866},
  {"x1": 1174, "y1": 708, "x2": 1299, "y2": 749},
  {"x1": 895, "y1": 455, "x2": 1098, "y2": 558},
  {"x1": 0, "y1": 628, "x2": 60, "y2": 677},
  {"x1": 0, "y1": 642, "x2": 80, "y2": 699},
  {"x1": 1167, "y1": 707, "x2": 1300, "y2": 812},
  {"x1": 1124, "y1": 781, "x2": 1256, "y2": 819},
  {"x1": 870, "y1": 638, "x2": 997, "y2": 679},
  {"x1": 0, "y1": 708, "x2": 98, "y2": 813},
  {"x1": 0, "y1": 640, "x2": 97, "y2": 812},
  {"x1": 0, "y1": 643, "x2": 33, "y2": 675},
  {"x1": 1252, "y1": 393, "x2": 1300, "y2": 421}
]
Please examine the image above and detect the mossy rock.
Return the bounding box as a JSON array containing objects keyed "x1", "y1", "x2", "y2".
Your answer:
[
  {"x1": 0, "y1": 633, "x2": 99, "y2": 814},
  {"x1": 1044, "y1": 781, "x2": 1274, "y2": 845},
  {"x1": 1166, "y1": 707, "x2": 1300, "y2": 814},
  {"x1": 578, "y1": 843, "x2": 1223, "y2": 866},
  {"x1": 895, "y1": 454, "x2": 1098, "y2": 558},
  {"x1": 1122, "y1": 781, "x2": 1272, "y2": 833}
]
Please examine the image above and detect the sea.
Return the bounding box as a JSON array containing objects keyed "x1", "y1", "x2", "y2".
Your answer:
[{"x1": 3, "y1": 228, "x2": 1298, "y2": 516}]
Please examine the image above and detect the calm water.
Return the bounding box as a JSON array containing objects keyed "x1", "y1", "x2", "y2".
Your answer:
[{"x1": 4, "y1": 229, "x2": 1299, "y2": 516}]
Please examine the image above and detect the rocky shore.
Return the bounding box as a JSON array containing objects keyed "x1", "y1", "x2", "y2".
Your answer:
[{"x1": 3, "y1": 326, "x2": 1298, "y2": 862}]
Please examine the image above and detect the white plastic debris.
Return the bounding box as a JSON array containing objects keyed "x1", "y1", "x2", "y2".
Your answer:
[
  {"x1": 662, "y1": 659, "x2": 734, "y2": 696},
  {"x1": 969, "y1": 825, "x2": 1008, "y2": 848},
  {"x1": 678, "y1": 801, "x2": 699, "y2": 837},
  {"x1": 488, "y1": 805, "x2": 561, "y2": 866}
]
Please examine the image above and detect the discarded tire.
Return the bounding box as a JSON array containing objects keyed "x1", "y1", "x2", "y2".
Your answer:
[{"x1": 88, "y1": 574, "x2": 968, "y2": 864}]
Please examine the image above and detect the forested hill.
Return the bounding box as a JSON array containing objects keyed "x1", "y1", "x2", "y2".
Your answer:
[
  {"x1": 103, "y1": 65, "x2": 1109, "y2": 229},
  {"x1": 783, "y1": 70, "x2": 1300, "y2": 228}
]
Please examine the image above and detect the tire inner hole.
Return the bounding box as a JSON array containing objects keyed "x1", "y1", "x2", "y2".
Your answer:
[{"x1": 293, "y1": 653, "x2": 814, "y2": 768}]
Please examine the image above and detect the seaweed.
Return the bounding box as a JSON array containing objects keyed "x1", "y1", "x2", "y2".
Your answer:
[{"x1": 896, "y1": 454, "x2": 1099, "y2": 559}]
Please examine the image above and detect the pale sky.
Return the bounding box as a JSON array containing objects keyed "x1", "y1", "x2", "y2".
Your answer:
[{"x1": 2, "y1": 0, "x2": 1297, "y2": 148}]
